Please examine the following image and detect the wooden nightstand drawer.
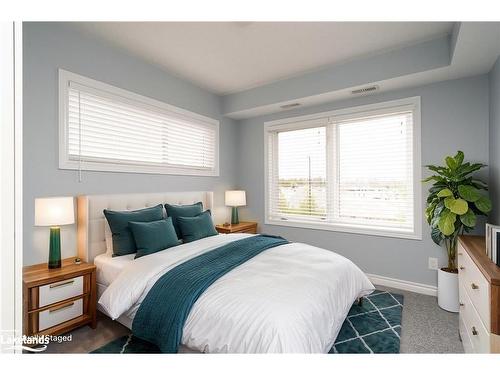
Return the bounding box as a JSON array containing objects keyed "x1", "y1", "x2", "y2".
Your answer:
[
  {"x1": 39, "y1": 299, "x2": 83, "y2": 331},
  {"x1": 23, "y1": 257, "x2": 97, "y2": 336},
  {"x1": 238, "y1": 229, "x2": 257, "y2": 234},
  {"x1": 215, "y1": 222, "x2": 258, "y2": 234},
  {"x1": 39, "y1": 276, "x2": 84, "y2": 308},
  {"x1": 233, "y1": 227, "x2": 257, "y2": 234}
]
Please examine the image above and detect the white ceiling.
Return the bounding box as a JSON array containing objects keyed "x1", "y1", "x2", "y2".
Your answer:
[
  {"x1": 72, "y1": 22, "x2": 454, "y2": 95},
  {"x1": 227, "y1": 22, "x2": 500, "y2": 119}
]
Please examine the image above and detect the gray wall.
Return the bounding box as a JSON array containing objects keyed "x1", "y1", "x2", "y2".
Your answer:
[
  {"x1": 489, "y1": 57, "x2": 500, "y2": 225},
  {"x1": 23, "y1": 23, "x2": 239, "y2": 265},
  {"x1": 236, "y1": 75, "x2": 490, "y2": 287}
]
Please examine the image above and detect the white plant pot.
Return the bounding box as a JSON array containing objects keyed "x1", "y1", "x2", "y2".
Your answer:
[{"x1": 437, "y1": 268, "x2": 459, "y2": 312}]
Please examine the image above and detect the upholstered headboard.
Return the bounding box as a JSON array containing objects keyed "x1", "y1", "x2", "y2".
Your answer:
[{"x1": 77, "y1": 191, "x2": 214, "y2": 263}]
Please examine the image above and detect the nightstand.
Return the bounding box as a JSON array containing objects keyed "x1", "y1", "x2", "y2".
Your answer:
[
  {"x1": 215, "y1": 221, "x2": 258, "y2": 234},
  {"x1": 23, "y1": 257, "x2": 97, "y2": 337}
]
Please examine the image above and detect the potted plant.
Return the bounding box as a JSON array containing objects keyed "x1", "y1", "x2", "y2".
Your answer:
[{"x1": 423, "y1": 151, "x2": 491, "y2": 312}]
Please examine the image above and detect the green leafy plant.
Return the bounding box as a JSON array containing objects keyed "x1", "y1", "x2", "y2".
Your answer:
[{"x1": 423, "y1": 151, "x2": 491, "y2": 271}]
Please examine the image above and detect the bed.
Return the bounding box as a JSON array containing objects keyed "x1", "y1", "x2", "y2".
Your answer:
[{"x1": 77, "y1": 191, "x2": 374, "y2": 353}]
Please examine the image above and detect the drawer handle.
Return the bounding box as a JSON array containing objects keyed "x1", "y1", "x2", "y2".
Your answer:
[
  {"x1": 49, "y1": 302, "x2": 74, "y2": 314},
  {"x1": 459, "y1": 302, "x2": 464, "y2": 307},
  {"x1": 49, "y1": 279, "x2": 75, "y2": 289},
  {"x1": 471, "y1": 326, "x2": 478, "y2": 336},
  {"x1": 459, "y1": 266, "x2": 465, "y2": 270},
  {"x1": 458, "y1": 252, "x2": 463, "y2": 256},
  {"x1": 471, "y1": 283, "x2": 479, "y2": 290}
]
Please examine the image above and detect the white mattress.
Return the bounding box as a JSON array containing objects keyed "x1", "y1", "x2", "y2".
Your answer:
[{"x1": 94, "y1": 253, "x2": 135, "y2": 287}]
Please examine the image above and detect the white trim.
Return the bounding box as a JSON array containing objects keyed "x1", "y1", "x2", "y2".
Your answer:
[
  {"x1": 0, "y1": 21, "x2": 16, "y2": 354},
  {"x1": 0, "y1": 22, "x2": 22, "y2": 354},
  {"x1": 58, "y1": 69, "x2": 220, "y2": 177},
  {"x1": 265, "y1": 97, "x2": 421, "y2": 128},
  {"x1": 265, "y1": 219, "x2": 421, "y2": 240},
  {"x1": 59, "y1": 159, "x2": 220, "y2": 177},
  {"x1": 14, "y1": 21, "x2": 23, "y2": 353},
  {"x1": 264, "y1": 96, "x2": 422, "y2": 241},
  {"x1": 367, "y1": 273, "x2": 437, "y2": 296}
]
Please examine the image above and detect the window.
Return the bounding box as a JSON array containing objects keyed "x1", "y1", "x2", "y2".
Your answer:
[
  {"x1": 265, "y1": 97, "x2": 421, "y2": 239},
  {"x1": 59, "y1": 70, "x2": 219, "y2": 176}
]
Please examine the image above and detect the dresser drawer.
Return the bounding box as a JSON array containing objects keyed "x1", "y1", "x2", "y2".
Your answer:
[
  {"x1": 39, "y1": 276, "x2": 84, "y2": 307},
  {"x1": 459, "y1": 314, "x2": 474, "y2": 353},
  {"x1": 38, "y1": 298, "x2": 83, "y2": 331},
  {"x1": 458, "y1": 245, "x2": 490, "y2": 330},
  {"x1": 459, "y1": 282, "x2": 490, "y2": 353}
]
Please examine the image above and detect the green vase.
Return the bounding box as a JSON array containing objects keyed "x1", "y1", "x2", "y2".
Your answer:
[
  {"x1": 231, "y1": 206, "x2": 239, "y2": 225},
  {"x1": 48, "y1": 227, "x2": 62, "y2": 269}
]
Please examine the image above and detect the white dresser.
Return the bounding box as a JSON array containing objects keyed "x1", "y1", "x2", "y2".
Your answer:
[{"x1": 457, "y1": 236, "x2": 500, "y2": 353}]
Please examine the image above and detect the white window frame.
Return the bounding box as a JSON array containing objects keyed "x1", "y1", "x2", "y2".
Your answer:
[
  {"x1": 58, "y1": 69, "x2": 220, "y2": 176},
  {"x1": 264, "y1": 96, "x2": 422, "y2": 240}
]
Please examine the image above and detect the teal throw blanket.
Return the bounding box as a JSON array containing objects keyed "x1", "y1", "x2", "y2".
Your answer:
[{"x1": 132, "y1": 234, "x2": 289, "y2": 353}]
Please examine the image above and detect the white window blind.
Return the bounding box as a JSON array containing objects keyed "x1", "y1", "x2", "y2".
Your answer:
[
  {"x1": 335, "y1": 112, "x2": 414, "y2": 230},
  {"x1": 59, "y1": 70, "x2": 219, "y2": 176},
  {"x1": 266, "y1": 98, "x2": 421, "y2": 239}
]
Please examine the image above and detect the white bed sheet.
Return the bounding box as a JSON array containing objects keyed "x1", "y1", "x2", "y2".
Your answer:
[
  {"x1": 94, "y1": 253, "x2": 135, "y2": 287},
  {"x1": 99, "y1": 234, "x2": 374, "y2": 353}
]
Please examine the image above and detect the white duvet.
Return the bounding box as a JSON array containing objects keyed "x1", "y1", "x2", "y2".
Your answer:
[{"x1": 99, "y1": 233, "x2": 374, "y2": 353}]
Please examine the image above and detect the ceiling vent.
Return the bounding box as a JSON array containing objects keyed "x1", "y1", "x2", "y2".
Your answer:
[
  {"x1": 280, "y1": 102, "x2": 301, "y2": 109},
  {"x1": 351, "y1": 85, "x2": 379, "y2": 95}
]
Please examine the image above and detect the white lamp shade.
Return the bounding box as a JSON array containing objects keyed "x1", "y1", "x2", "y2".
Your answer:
[
  {"x1": 225, "y1": 190, "x2": 246, "y2": 207},
  {"x1": 35, "y1": 197, "x2": 75, "y2": 226}
]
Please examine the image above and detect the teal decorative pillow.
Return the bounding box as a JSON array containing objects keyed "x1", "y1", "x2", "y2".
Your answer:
[
  {"x1": 103, "y1": 204, "x2": 164, "y2": 257},
  {"x1": 129, "y1": 218, "x2": 180, "y2": 259},
  {"x1": 164, "y1": 202, "x2": 203, "y2": 238},
  {"x1": 177, "y1": 210, "x2": 218, "y2": 243}
]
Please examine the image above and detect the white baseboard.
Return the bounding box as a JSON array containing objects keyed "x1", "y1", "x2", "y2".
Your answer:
[{"x1": 367, "y1": 273, "x2": 437, "y2": 296}]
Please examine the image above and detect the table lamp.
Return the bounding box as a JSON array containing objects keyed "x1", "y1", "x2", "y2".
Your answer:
[
  {"x1": 225, "y1": 190, "x2": 246, "y2": 225},
  {"x1": 35, "y1": 197, "x2": 75, "y2": 269}
]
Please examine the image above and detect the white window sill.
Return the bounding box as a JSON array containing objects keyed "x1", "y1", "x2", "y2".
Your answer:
[
  {"x1": 265, "y1": 218, "x2": 422, "y2": 240},
  {"x1": 59, "y1": 159, "x2": 219, "y2": 177}
]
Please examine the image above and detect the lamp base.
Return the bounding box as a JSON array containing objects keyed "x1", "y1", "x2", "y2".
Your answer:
[
  {"x1": 231, "y1": 207, "x2": 239, "y2": 225},
  {"x1": 48, "y1": 227, "x2": 62, "y2": 269}
]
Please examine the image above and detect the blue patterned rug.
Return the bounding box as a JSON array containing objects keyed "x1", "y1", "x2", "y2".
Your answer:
[
  {"x1": 329, "y1": 289, "x2": 403, "y2": 354},
  {"x1": 92, "y1": 290, "x2": 403, "y2": 354}
]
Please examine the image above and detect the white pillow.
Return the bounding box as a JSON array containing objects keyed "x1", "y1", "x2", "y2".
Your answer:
[{"x1": 104, "y1": 220, "x2": 113, "y2": 256}]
